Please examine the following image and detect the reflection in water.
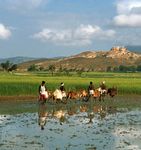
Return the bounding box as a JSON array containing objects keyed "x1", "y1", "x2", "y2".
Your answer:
[
  {"x1": 80, "y1": 105, "x2": 88, "y2": 112},
  {"x1": 1, "y1": 101, "x2": 141, "y2": 150},
  {"x1": 87, "y1": 112, "x2": 94, "y2": 123},
  {"x1": 38, "y1": 104, "x2": 48, "y2": 130},
  {"x1": 37, "y1": 102, "x2": 117, "y2": 129},
  {"x1": 52, "y1": 109, "x2": 67, "y2": 125}
]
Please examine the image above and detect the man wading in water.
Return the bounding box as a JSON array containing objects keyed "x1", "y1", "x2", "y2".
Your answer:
[
  {"x1": 86, "y1": 81, "x2": 95, "y2": 101},
  {"x1": 38, "y1": 81, "x2": 48, "y2": 104}
]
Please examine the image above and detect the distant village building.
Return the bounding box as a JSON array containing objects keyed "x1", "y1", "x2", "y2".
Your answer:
[{"x1": 111, "y1": 46, "x2": 127, "y2": 53}]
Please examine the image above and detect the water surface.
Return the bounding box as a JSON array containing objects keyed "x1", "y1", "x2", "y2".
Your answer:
[{"x1": 0, "y1": 100, "x2": 141, "y2": 150}]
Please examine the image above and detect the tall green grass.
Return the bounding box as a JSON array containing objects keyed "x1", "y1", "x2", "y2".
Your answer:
[{"x1": 0, "y1": 72, "x2": 141, "y2": 96}]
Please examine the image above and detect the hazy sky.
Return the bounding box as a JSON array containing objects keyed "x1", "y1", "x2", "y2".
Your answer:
[{"x1": 0, "y1": 0, "x2": 141, "y2": 58}]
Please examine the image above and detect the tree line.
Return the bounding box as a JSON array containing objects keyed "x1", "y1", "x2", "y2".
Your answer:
[
  {"x1": 1, "y1": 61, "x2": 141, "y2": 74},
  {"x1": 27, "y1": 64, "x2": 141, "y2": 75},
  {"x1": 0, "y1": 61, "x2": 17, "y2": 72},
  {"x1": 107, "y1": 65, "x2": 141, "y2": 72}
]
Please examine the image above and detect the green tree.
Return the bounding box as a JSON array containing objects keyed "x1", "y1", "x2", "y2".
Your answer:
[
  {"x1": 28, "y1": 64, "x2": 38, "y2": 71},
  {"x1": 137, "y1": 65, "x2": 141, "y2": 72},
  {"x1": 119, "y1": 65, "x2": 128, "y2": 72},
  {"x1": 128, "y1": 66, "x2": 136, "y2": 72},
  {"x1": 59, "y1": 65, "x2": 63, "y2": 72},
  {"x1": 107, "y1": 66, "x2": 112, "y2": 72},
  {"x1": 39, "y1": 66, "x2": 44, "y2": 71},
  {"x1": 8, "y1": 64, "x2": 17, "y2": 72},
  {"x1": 1, "y1": 61, "x2": 17, "y2": 72},
  {"x1": 113, "y1": 66, "x2": 119, "y2": 72},
  {"x1": 48, "y1": 64, "x2": 55, "y2": 76},
  {"x1": 1, "y1": 61, "x2": 11, "y2": 71},
  {"x1": 77, "y1": 70, "x2": 83, "y2": 77}
]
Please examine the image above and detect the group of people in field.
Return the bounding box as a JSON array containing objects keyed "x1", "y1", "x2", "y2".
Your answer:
[
  {"x1": 38, "y1": 81, "x2": 66, "y2": 101},
  {"x1": 38, "y1": 80, "x2": 117, "y2": 130},
  {"x1": 88, "y1": 81, "x2": 107, "y2": 96},
  {"x1": 38, "y1": 80, "x2": 109, "y2": 103}
]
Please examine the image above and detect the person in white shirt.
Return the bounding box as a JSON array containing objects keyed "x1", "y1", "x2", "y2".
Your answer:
[
  {"x1": 60, "y1": 82, "x2": 66, "y2": 98},
  {"x1": 38, "y1": 81, "x2": 48, "y2": 102}
]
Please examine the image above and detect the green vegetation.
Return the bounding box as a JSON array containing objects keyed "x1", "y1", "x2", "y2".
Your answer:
[
  {"x1": 0, "y1": 60, "x2": 17, "y2": 72},
  {"x1": 0, "y1": 72, "x2": 141, "y2": 96},
  {"x1": 107, "y1": 65, "x2": 141, "y2": 72}
]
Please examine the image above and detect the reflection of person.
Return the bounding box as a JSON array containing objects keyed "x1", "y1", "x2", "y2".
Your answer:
[
  {"x1": 38, "y1": 81, "x2": 48, "y2": 102},
  {"x1": 38, "y1": 104, "x2": 48, "y2": 130},
  {"x1": 60, "y1": 82, "x2": 66, "y2": 98},
  {"x1": 88, "y1": 81, "x2": 94, "y2": 95},
  {"x1": 87, "y1": 112, "x2": 94, "y2": 123}
]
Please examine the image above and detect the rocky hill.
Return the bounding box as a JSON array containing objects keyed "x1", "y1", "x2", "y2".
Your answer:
[
  {"x1": 71, "y1": 47, "x2": 140, "y2": 60},
  {"x1": 18, "y1": 47, "x2": 141, "y2": 71}
]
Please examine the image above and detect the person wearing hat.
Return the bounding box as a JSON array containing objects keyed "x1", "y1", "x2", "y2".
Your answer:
[
  {"x1": 60, "y1": 82, "x2": 66, "y2": 98},
  {"x1": 100, "y1": 81, "x2": 106, "y2": 90},
  {"x1": 38, "y1": 81, "x2": 48, "y2": 103},
  {"x1": 99, "y1": 81, "x2": 107, "y2": 94}
]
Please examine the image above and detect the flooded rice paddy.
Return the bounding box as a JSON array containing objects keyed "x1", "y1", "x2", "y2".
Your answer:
[{"x1": 0, "y1": 98, "x2": 141, "y2": 150}]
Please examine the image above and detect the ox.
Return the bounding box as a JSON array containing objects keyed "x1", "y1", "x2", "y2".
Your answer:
[
  {"x1": 52, "y1": 89, "x2": 67, "y2": 103},
  {"x1": 86, "y1": 89, "x2": 104, "y2": 102},
  {"x1": 107, "y1": 87, "x2": 117, "y2": 98},
  {"x1": 67, "y1": 91, "x2": 80, "y2": 100}
]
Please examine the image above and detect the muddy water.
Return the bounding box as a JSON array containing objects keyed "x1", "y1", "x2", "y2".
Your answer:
[{"x1": 0, "y1": 102, "x2": 141, "y2": 150}]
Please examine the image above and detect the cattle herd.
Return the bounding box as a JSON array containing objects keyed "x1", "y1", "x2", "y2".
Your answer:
[{"x1": 39, "y1": 87, "x2": 118, "y2": 103}]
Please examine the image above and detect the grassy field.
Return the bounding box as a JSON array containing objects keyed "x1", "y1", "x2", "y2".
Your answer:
[{"x1": 0, "y1": 71, "x2": 141, "y2": 97}]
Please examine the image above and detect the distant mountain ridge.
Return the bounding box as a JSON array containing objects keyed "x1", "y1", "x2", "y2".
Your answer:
[
  {"x1": 0, "y1": 56, "x2": 39, "y2": 64},
  {"x1": 17, "y1": 47, "x2": 141, "y2": 71},
  {"x1": 126, "y1": 45, "x2": 141, "y2": 53}
]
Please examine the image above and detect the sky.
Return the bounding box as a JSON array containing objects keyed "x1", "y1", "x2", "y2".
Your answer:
[{"x1": 0, "y1": 0, "x2": 141, "y2": 58}]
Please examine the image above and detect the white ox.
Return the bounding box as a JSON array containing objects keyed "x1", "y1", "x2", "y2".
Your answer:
[{"x1": 53, "y1": 89, "x2": 66, "y2": 102}]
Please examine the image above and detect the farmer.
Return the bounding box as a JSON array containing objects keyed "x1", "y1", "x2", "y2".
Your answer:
[
  {"x1": 99, "y1": 81, "x2": 107, "y2": 94},
  {"x1": 38, "y1": 81, "x2": 48, "y2": 102},
  {"x1": 88, "y1": 81, "x2": 95, "y2": 96},
  {"x1": 60, "y1": 82, "x2": 66, "y2": 98}
]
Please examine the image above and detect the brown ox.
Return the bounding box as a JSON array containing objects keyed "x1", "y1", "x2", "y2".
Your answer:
[
  {"x1": 86, "y1": 89, "x2": 101, "y2": 102},
  {"x1": 79, "y1": 90, "x2": 88, "y2": 97},
  {"x1": 93, "y1": 89, "x2": 101, "y2": 99},
  {"x1": 67, "y1": 90, "x2": 90, "y2": 101},
  {"x1": 79, "y1": 90, "x2": 89, "y2": 101},
  {"x1": 107, "y1": 87, "x2": 117, "y2": 98},
  {"x1": 67, "y1": 91, "x2": 80, "y2": 100}
]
